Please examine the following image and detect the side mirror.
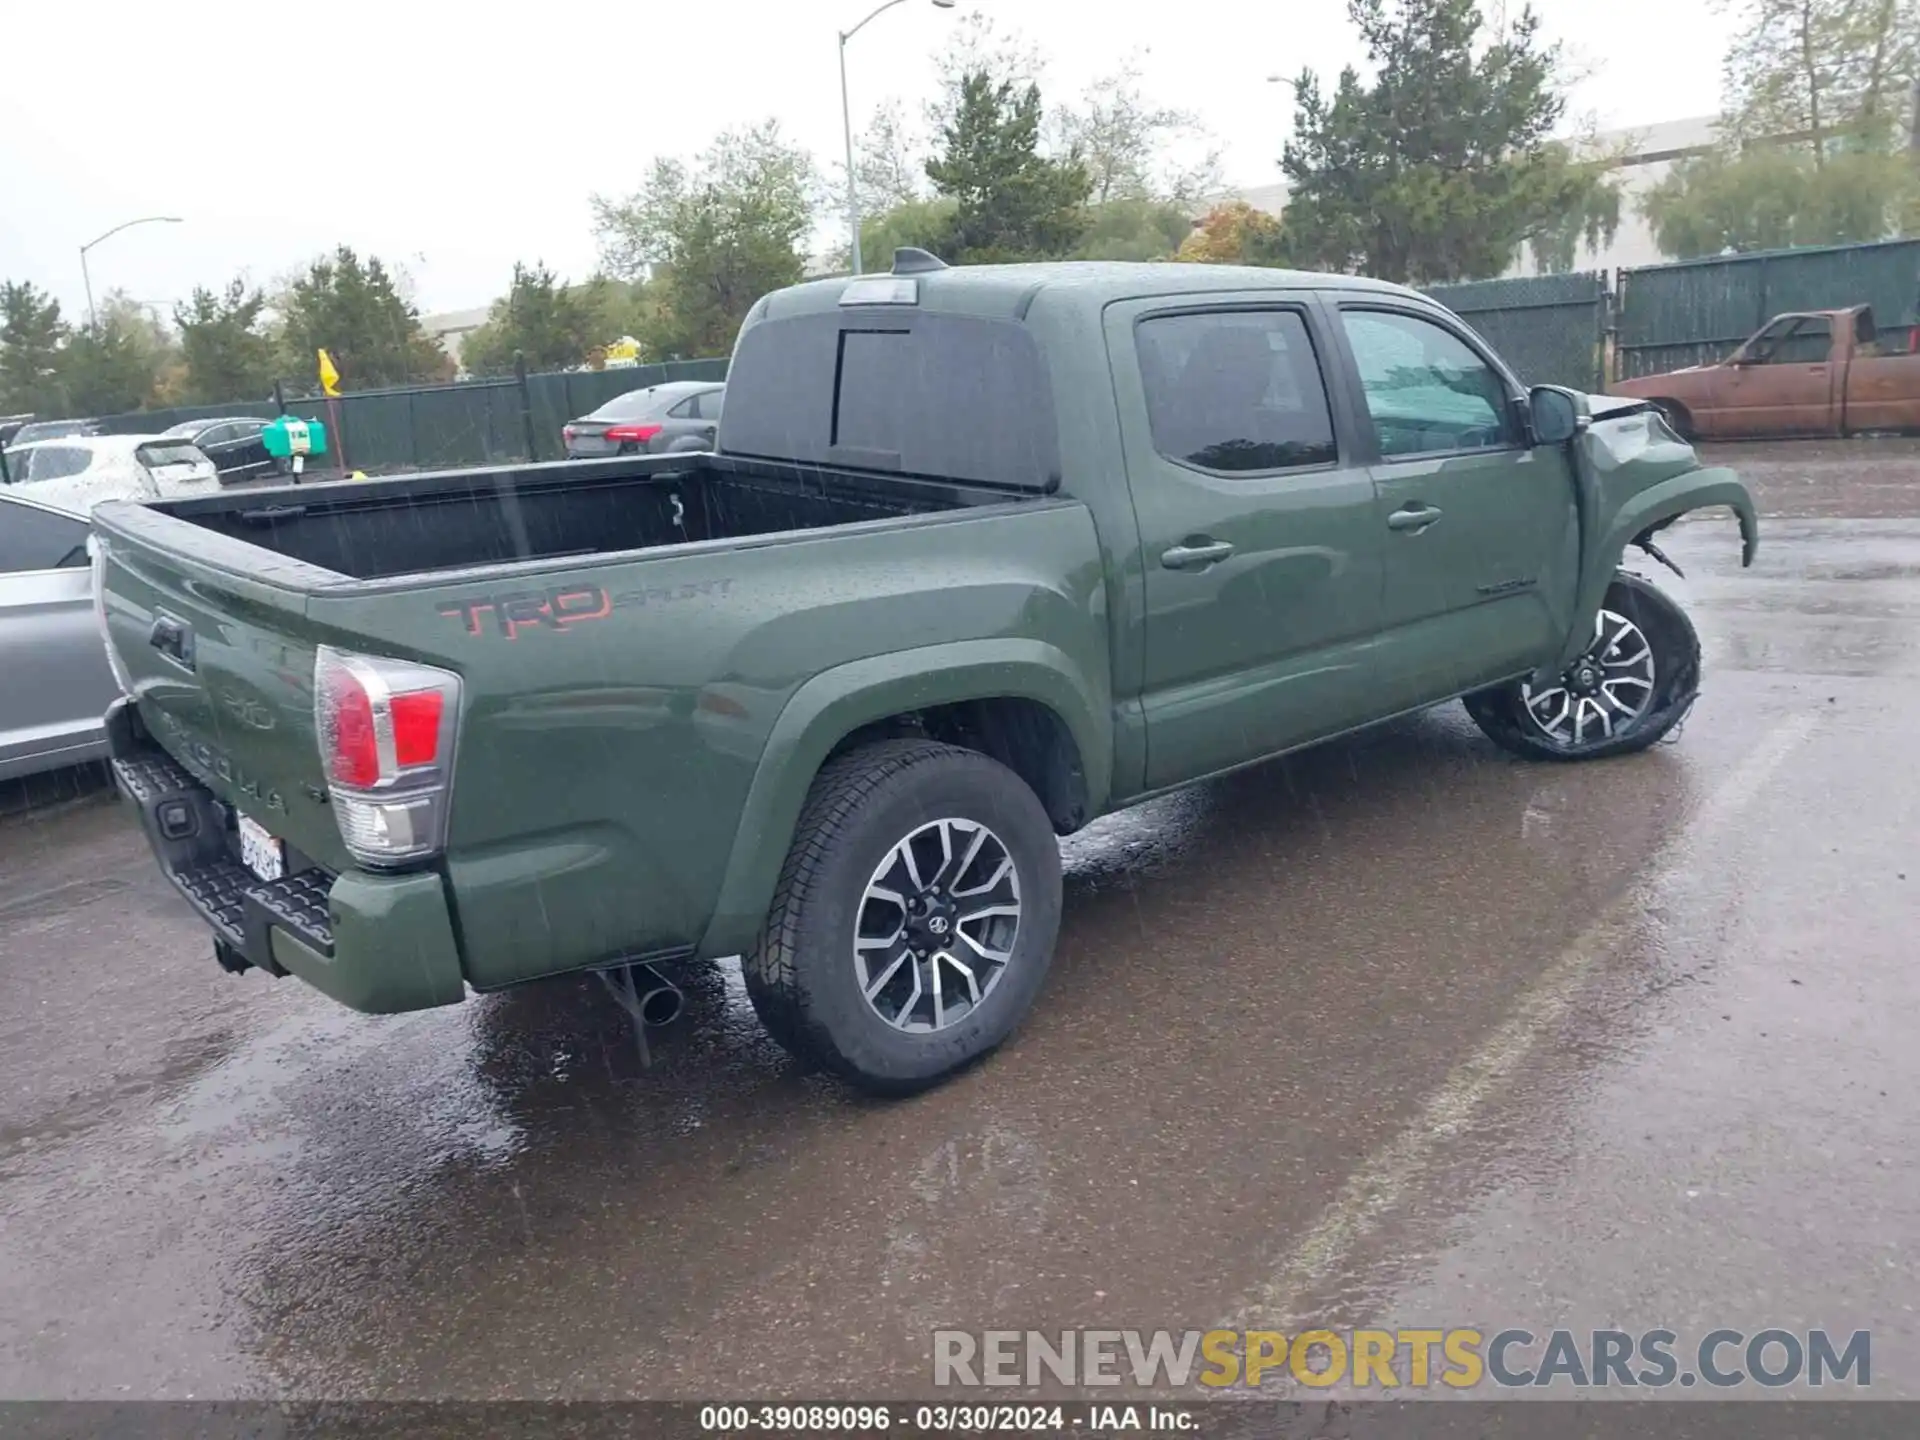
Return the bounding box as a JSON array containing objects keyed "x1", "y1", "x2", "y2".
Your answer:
[{"x1": 1528, "y1": 385, "x2": 1587, "y2": 446}]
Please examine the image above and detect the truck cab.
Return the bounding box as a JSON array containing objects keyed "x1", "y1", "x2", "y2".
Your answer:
[
  {"x1": 1613, "y1": 305, "x2": 1920, "y2": 439},
  {"x1": 92, "y1": 254, "x2": 1757, "y2": 1094}
]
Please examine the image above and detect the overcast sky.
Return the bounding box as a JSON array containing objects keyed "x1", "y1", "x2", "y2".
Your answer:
[{"x1": 0, "y1": 0, "x2": 1738, "y2": 323}]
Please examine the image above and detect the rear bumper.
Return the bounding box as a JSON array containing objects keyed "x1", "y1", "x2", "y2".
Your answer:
[{"x1": 105, "y1": 699, "x2": 467, "y2": 1014}]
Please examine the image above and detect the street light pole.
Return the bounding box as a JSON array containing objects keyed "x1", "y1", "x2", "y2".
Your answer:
[
  {"x1": 837, "y1": 0, "x2": 954, "y2": 277},
  {"x1": 1266, "y1": 74, "x2": 1303, "y2": 169},
  {"x1": 78, "y1": 215, "x2": 184, "y2": 333}
]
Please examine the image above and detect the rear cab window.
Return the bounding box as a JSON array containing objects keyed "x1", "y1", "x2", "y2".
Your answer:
[{"x1": 722, "y1": 309, "x2": 1059, "y2": 490}]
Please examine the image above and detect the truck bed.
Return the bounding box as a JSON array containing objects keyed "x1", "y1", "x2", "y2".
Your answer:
[{"x1": 153, "y1": 453, "x2": 991, "y2": 581}]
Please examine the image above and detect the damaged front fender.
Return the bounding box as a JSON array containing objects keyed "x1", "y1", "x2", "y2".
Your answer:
[{"x1": 1544, "y1": 395, "x2": 1758, "y2": 680}]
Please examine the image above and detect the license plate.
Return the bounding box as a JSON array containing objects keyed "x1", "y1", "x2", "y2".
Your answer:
[{"x1": 238, "y1": 813, "x2": 285, "y2": 882}]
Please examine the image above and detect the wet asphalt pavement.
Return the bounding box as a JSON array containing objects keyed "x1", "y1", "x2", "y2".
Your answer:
[{"x1": 2, "y1": 443, "x2": 1918, "y2": 1405}]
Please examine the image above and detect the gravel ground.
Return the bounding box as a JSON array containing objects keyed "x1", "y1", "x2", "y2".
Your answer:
[{"x1": 1702, "y1": 435, "x2": 1920, "y2": 519}]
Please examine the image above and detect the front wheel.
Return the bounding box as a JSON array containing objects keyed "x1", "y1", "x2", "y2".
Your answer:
[
  {"x1": 1464, "y1": 572, "x2": 1701, "y2": 762},
  {"x1": 743, "y1": 739, "x2": 1063, "y2": 1094}
]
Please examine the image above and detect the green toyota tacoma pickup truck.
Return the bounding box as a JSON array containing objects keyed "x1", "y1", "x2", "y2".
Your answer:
[{"x1": 91, "y1": 252, "x2": 1758, "y2": 1093}]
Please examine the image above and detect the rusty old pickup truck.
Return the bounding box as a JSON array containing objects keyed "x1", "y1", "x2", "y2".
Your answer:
[{"x1": 1611, "y1": 305, "x2": 1920, "y2": 440}]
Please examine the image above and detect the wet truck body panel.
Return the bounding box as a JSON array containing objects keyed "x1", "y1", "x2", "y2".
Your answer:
[
  {"x1": 94, "y1": 259, "x2": 1756, "y2": 1072},
  {"x1": 1611, "y1": 305, "x2": 1920, "y2": 440}
]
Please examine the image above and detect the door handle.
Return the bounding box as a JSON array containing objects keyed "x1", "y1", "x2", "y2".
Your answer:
[
  {"x1": 1387, "y1": 504, "x2": 1442, "y2": 532},
  {"x1": 1160, "y1": 539, "x2": 1234, "y2": 570},
  {"x1": 148, "y1": 616, "x2": 195, "y2": 669}
]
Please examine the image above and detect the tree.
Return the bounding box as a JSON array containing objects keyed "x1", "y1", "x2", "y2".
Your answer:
[
  {"x1": 58, "y1": 294, "x2": 172, "y2": 415},
  {"x1": 592, "y1": 120, "x2": 816, "y2": 358},
  {"x1": 1053, "y1": 58, "x2": 1223, "y2": 207},
  {"x1": 175, "y1": 278, "x2": 277, "y2": 403},
  {"x1": 847, "y1": 99, "x2": 928, "y2": 218},
  {"x1": 1641, "y1": 0, "x2": 1919, "y2": 257},
  {"x1": 1277, "y1": 0, "x2": 1621, "y2": 284},
  {"x1": 924, "y1": 70, "x2": 1092, "y2": 262},
  {"x1": 1528, "y1": 178, "x2": 1629, "y2": 272},
  {"x1": 928, "y1": 11, "x2": 1046, "y2": 133},
  {"x1": 277, "y1": 246, "x2": 448, "y2": 391},
  {"x1": 1723, "y1": 0, "x2": 1919, "y2": 156},
  {"x1": 1642, "y1": 145, "x2": 1917, "y2": 255},
  {"x1": 458, "y1": 262, "x2": 601, "y2": 376},
  {"x1": 1176, "y1": 202, "x2": 1288, "y2": 265},
  {"x1": 0, "y1": 281, "x2": 68, "y2": 416},
  {"x1": 860, "y1": 197, "x2": 962, "y2": 270},
  {"x1": 1075, "y1": 198, "x2": 1196, "y2": 260}
]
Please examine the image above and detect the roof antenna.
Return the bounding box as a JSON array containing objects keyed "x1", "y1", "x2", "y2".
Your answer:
[{"x1": 892, "y1": 247, "x2": 949, "y2": 275}]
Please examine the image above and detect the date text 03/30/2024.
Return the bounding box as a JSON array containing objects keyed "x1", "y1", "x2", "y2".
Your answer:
[{"x1": 697, "y1": 1404, "x2": 1196, "y2": 1432}]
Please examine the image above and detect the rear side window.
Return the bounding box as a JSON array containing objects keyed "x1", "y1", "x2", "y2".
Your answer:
[
  {"x1": 0, "y1": 498, "x2": 90, "y2": 572},
  {"x1": 1135, "y1": 310, "x2": 1338, "y2": 474},
  {"x1": 694, "y1": 389, "x2": 724, "y2": 420},
  {"x1": 136, "y1": 442, "x2": 207, "y2": 469},
  {"x1": 722, "y1": 311, "x2": 1058, "y2": 489},
  {"x1": 20, "y1": 445, "x2": 92, "y2": 482},
  {"x1": 594, "y1": 389, "x2": 659, "y2": 421}
]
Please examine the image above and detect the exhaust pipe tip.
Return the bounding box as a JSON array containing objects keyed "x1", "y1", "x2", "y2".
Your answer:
[{"x1": 639, "y1": 982, "x2": 684, "y2": 1028}]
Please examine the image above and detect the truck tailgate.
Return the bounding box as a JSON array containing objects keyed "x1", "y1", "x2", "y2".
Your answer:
[{"x1": 93, "y1": 502, "x2": 353, "y2": 873}]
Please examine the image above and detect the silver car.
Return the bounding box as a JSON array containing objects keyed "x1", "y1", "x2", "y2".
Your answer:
[
  {"x1": 0, "y1": 489, "x2": 121, "y2": 780},
  {"x1": 561, "y1": 381, "x2": 724, "y2": 458}
]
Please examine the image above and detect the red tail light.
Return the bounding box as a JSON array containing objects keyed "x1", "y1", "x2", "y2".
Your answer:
[
  {"x1": 315, "y1": 647, "x2": 461, "y2": 866},
  {"x1": 562, "y1": 424, "x2": 577, "y2": 444},
  {"x1": 323, "y1": 666, "x2": 380, "y2": 787},
  {"x1": 603, "y1": 422, "x2": 663, "y2": 443}
]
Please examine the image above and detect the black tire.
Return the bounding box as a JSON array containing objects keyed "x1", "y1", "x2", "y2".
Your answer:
[
  {"x1": 743, "y1": 739, "x2": 1063, "y2": 1094},
  {"x1": 1464, "y1": 571, "x2": 1701, "y2": 762}
]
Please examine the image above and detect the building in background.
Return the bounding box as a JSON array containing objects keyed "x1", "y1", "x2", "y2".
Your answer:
[
  {"x1": 1202, "y1": 114, "x2": 1721, "y2": 277},
  {"x1": 420, "y1": 307, "x2": 491, "y2": 371}
]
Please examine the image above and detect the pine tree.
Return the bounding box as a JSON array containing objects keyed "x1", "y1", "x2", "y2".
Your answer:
[{"x1": 924, "y1": 71, "x2": 1092, "y2": 263}]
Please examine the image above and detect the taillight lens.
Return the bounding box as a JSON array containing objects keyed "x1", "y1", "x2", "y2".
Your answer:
[
  {"x1": 561, "y1": 425, "x2": 577, "y2": 444},
  {"x1": 314, "y1": 646, "x2": 461, "y2": 867},
  {"x1": 604, "y1": 422, "x2": 663, "y2": 444}
]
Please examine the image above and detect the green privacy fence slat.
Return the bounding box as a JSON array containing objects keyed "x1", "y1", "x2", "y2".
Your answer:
[
  {"x1": 1423, "y1": 272, "x2": 1610, "y2": 392},
  {"x1": 1617, "y1": 238, "x2": 1920, "y2": 379}
]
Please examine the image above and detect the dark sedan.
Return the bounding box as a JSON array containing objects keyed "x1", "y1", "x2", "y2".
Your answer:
[
  {"x1": 160, "y1": 416, "x2": 279, "y2": 482},
  {"x1": 562, "y1": 381, "x2": 723, "y2": 458}
]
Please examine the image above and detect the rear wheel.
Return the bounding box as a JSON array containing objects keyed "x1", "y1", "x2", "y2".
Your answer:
[
  {"x1": 1465, "y1": 572, "x2": 1701, "y2": 762},
  {"x1": 743, "y1": 739, "x2": 1063, "y2": 1094}
]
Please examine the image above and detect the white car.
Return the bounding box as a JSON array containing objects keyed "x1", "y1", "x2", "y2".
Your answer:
[{"x1": 2, "y1": 434, "x2": 219, "y2": 510}]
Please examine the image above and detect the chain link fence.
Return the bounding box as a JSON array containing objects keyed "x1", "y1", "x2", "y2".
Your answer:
[
  {"x1": 1424, "y1": 272, "x2": 1611, "y2": 391},
  {"x1": 84, "y1": 359, "x2": 728, "y2": 474}
]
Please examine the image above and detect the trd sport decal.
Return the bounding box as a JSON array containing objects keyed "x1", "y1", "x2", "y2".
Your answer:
[
  {"x1": 437, "y1": 585, "x2": 610, "y2": 639},
  {"x1": 436, "y1": 578, "x2": 734, "y2": 639}
]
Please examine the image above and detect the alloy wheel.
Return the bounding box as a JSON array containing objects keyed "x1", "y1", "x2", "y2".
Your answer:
[
  {"x1": 1521, "y1": 607, "x2": 1658, "y2": 747},
  {"x1": 854, "y1": 817, "x2": 1023, "y2": 1033}
]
